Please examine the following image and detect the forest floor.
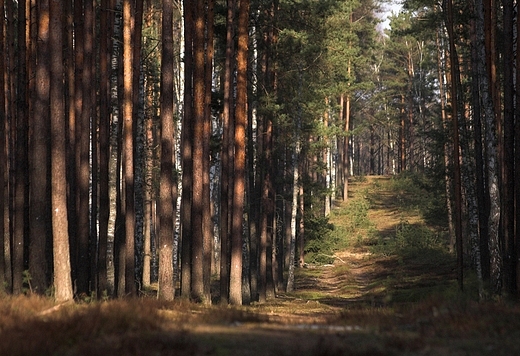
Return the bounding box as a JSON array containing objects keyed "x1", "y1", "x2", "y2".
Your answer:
[{"x1": 2, "y1": 175, "x2": 520, "y2": 356}]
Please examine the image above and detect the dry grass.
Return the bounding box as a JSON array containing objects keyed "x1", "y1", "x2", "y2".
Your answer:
[{"x1": 2, "y1": 175, "x2": 519, "y2": 355}]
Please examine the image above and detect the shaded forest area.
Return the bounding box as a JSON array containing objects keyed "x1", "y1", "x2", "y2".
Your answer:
[
  {"x1": 1, "y1": 177, "x2": 520, "y2": 356},
  {"x1": 0, "y1": 0, "x2": 519, "y2": 307}
]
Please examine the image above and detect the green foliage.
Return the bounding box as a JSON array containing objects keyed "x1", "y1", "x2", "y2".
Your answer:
[
  {"x1": 388, "y1": 171, "x2": 448, "y2": 228},
  {"x1": 393, "y1": 219, "x2": 443, "y2": 250},
  {"x1": 304, "y1": 215, "x2": 336, "y2": 264}
]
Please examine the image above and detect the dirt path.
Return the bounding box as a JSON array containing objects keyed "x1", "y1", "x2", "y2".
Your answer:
[{"x1": 6, "y1": 176, "x2": 520, "y2": 356}]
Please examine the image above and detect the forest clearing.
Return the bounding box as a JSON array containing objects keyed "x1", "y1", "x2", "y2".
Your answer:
[{"x1": 1, "y1": 176, "x2": 519, "y2": 356}]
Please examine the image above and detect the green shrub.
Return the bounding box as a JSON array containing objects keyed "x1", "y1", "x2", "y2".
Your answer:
[{"x1": 304, "y1": 215, "x2": 336, "y2": 264}]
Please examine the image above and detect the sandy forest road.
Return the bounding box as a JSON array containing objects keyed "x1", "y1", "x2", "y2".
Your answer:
[{"x1": 172, "y1": 176, "x2": 465, "y2": 356}]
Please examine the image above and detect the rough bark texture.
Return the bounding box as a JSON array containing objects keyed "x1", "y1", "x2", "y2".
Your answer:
[
  {"x1": 190, "y1": 0, "x2": 205, "y2": 303},
  {"x1": 29, "y1": 0, "x2": 50, "y2": 294},
  {"x1": 122, "y1": 0, "x2": 136, "y2": 297},
  {"x1": 219, "y1": 0, "x2": 235, "y2": 305},
  {"x1": 158, "y1": 0, "x2": 176, "y2": 301},
  {"x1": 50, "y1": 0, "x2": 73, "y2": 303},
  {"x1": 13, "y1": 0, "x2": 28, "y2": 295},
  {"x1": 180, "y1": 0, "x2": 193, "y2": 299},
  {"x1": 475, "y1": 0, "x2": 502, "y2": 295},
  {"x1": 202, "y1": 0, "x2": 215, "y2": 304},
  {"x1": 0, "y1": 0, "x2": 6, "y2": 291}
]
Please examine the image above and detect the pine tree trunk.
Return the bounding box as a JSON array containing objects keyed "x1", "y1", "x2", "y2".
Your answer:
[
  {"x1": 180, "y1": 0, "x2": 193, "y2": 299},
  {"x1": 29, "y1": 0, "x2": 50, "y2": 294},
  {"x1": 229, "y1": 0, "x2": 249, "y2": 305},
  {"x1": 0, "y1": 0, "x2": 6, "y2": 291},
  {"x1": 444, "y1": 0, "x2": 464, "y2": 291},
  {"x1": 190, "y1": 0, "x2": 206, "y2": 303},
  {"x1": 219, "y1": 0, "x2": 235, "y2": 304},
  {"x1": 158, "y1": 0, "x2": 176, "y2": 301},
  {"x1": 515, "y1": 0, "x2": 520, "y2": 296},
  {"x1": 286, "y1": 142, "x2": 299, "y2": 292},
  {"x1": 50, "y1": 0, "x2": 73, "y2": 303},
  {"x1": 13, "y1": 0, "x2": 28, "y2": 295},
  {"x1": 202, "y1": 0, "x2": 215, "y2": 304},
  {"x1": 475, "y1": 0, "x2": 502, "y2": 295},
  {"x1": 97, "y1": 0, "x2": 112, "y2": 297},
  {"x1": 501, "y1": 0, "x2": 515, "y2": 296},
  {"x1": 74, "y1": 0, "x2": 91, "y2": 296},
  {"x1": 122, "y1": 0, "x2": 136, "y2": 297},
  {"x1": 435, "y1": 30, "x2": 455, "y2": 253}
]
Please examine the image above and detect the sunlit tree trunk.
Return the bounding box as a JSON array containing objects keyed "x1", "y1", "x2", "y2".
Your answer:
[
  {"x1": 50, "y1": 0, "x2": 73, "y2": 303},
  {"x1": 342, "y1": 94, "x2": 350, "y2": 200},
  {"x1": 158, "y1": 0, "x2": 176, "y2": 301},
  {"x1": 122, "y1": 0, "x2": 136, "y2": 297},
  {"x1": 229, "y1": 0, "x2": 249, "y2": 305}
]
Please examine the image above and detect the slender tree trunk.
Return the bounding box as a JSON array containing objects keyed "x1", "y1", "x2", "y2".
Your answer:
[
  {"x1": 468, "y1": 17, "x2": 490, "y2": 282},
  {"x1": 342, "y1": 94, "x2": 350, "y2": 200},
  {"x1": 202, "y1": 0, "x2": 215, "y2": 304},
  {"x1": 286, "y1": 142, "x2": 299, "y2": 292},
  {"x1": 132, "y1": 0, "x2": 145, "y2": 291},
  {"x1": 501, "y1": 0, "x2": 515, "y2": 296},
  {"x1": 13, "y1": 0, "x2": 28, "y2": 295},
  {"x1": 180, "y1": 0, "x2": 193, "y2": 299},
  {"x1": 97, "y1": 0, "x2": 112, "y2": 297},
  {"x1": 122, "y1": 0, "x2": 136, "y2": 297},
  {"x1": 444, "y1": 0, "x2": 464, "y2": 291},
  {"x1": 515, "y1": 0, "x2": 520, "y2": 296},
  {"x1": 435, "y1": 31, "x2": 455, "y2": 253},
  {"x1": 219, "y1": 0, "x2": 235, "y2": 304},
  {"x1": 0, "y1": 0, "x2": 6, "y2": 291},
  {"x1": 475, "y1": 0, "x2": 502, "y2": 295},
  {"x1": 190, "y1": 0, "x2": 206, "y2": 303},
  {"x1": 29, "y1": 0, "x2": 50, "y2": 294},
  {"x1": 50, "y1": 0, "x2": 73, "y2": 303},
  {"x1": 229, "y1": 0, "x2": 249, "y2": 305},
  {"x1": 158, "y1": 0, "x2": 176, "y2": 301},
  {"x1": 78, "y1": 0, "x2": 94, "y2": 295}
]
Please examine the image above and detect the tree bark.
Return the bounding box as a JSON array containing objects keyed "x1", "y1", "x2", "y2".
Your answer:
[
  {"x1": 444, "y1": 0, "x2": 464, "y2": 291},
  {"x1": 501, "y1": 0, "x2": 515, "y2": 296},
  {"x1": 180, "y1": 0, "x2": 193, "y2": 299},
  {"x1": 202, "y1": 0, "x2": 215, "y2": 304},
  {"x1": 122, "y1": 0, "x2": 136, "y2": 297},
  {"x1": 50, "y1": 0, "x2": 73, "y2": 303},
  {"x1": 219, "y1": 0, "x2": 235, "y2": 305},
  {"x1": 0, "y1": 0, "x2": 6, "y2": 291},
  {"x1": 229, "y1": 0, "x2": 249, "y2": 305},
  {"x1": 97, "y1": 0, "x2": 112, "y2": 297},
  {"x1": 475, "y1": 0, "x2": 502, "y2": 295},
  {"x1": 13, "y1": 0, "x2": 28, "y2": 295},
  {"x1": 158, "y1": 0, "x2": 176, "y2": 301},
  {"x1": 29, "y1": 0, "x2": 50, "y2": 294},
  {"x1": 190, "y1": 0, "x2": 206, "y2": 303}
]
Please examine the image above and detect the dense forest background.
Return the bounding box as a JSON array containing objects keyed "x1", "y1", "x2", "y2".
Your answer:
[{"x1": 0, "y1": 0, "x2": 518, "y2": 305}]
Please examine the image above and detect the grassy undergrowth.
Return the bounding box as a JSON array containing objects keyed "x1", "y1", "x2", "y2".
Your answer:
[{"x1": 2, "y1": 173, "x2": 519, "y2": 356}]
